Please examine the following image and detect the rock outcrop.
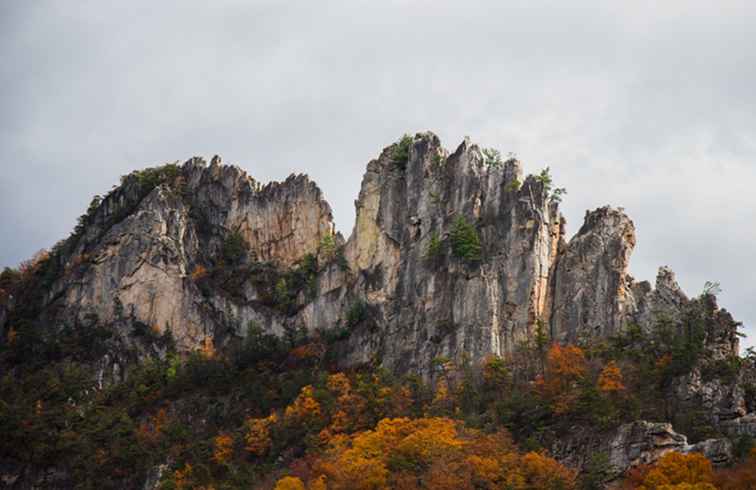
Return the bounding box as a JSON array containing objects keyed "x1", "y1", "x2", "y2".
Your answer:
[
  {"x1": 337, "y1": 134, "x2": 563, "y2": 373},
  {"x1": 26, "y1": 158, "x2": 336, "y2": 352},
  {"x1": 552, "y1": 420, "x2": 733, "y2": 483},
  {"x1": 2, "y1": 131, "x2": 753, "y2": 486},
  {"x1": 551, "y1": 206, "x2": 636, "y2": 341},
  {"x1": 1, "y1": 132, "x2": 741, "y2": 375}
]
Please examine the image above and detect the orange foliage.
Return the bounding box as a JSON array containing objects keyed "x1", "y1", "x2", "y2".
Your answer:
[
  {"x1": 634, "y1": 451, "x2": 715, "y2": 489},
  {"x1": 244, "y1": 413, "x2": 277, "y2": 456},
  {"x1": 191, "y1": 265, "x2": 208, "y2": 281},
  {"x1": 656, "y1": 353, "x2": 672, "y2": 370},
  {"x1": 308, "y1": 475, "x2": 328, "y2": 490},
  {"x1": 212, "y1": 433, "x2": 234, "y2": 465},
  {"x1": 289, "y1": 343, "x2": 324, "y2": 362},
  {"x1": 598, "y1": 360, "x2": 626, "y2": 393},
  {"x1": 200, "y1": 336, "x2": 215, "y2": 359},
  {"x1": 173, "y1": 463, "x2": 194, "y2": 490},
  {"x1": 274, "y1": 476, "x2": 306, "y2": 490},
  {"x1": 535, "y1": 344, "x2": 587, "y2": 414},
  {"x1": 6, "y1": 326, "x2": 17, "y2": 345},
  {"x1": 520, "y1": 451, "x2": 579, "y2": 489},
  {"x1": 137, "y1": 408, "x2": 168, "y2": 446}
]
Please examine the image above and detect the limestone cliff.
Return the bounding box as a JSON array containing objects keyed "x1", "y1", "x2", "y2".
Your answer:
[{"x1": 0, "y1": 132, "x2": 741, "y2": 372}]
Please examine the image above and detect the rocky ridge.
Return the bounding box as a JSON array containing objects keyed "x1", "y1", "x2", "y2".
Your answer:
[
  {"x1": 4, "y1": 133, "x2": 737, "y2": 369},
  {"x1": 1, "y1": 131, "x2": 753, "y2": 481}
]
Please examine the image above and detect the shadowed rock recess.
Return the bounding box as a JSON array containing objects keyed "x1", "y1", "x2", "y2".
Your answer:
[{"x1": 2, "y1": 132, "x2": 754, "y2": 486}]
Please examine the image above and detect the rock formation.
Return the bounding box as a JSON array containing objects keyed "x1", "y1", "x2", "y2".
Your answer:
[
  {"x1": 0, "y1": 132, "x2": 741, "y2": 374},
  {"x1": 2, "y1": 131, "x2": 754, "y2": 487}
]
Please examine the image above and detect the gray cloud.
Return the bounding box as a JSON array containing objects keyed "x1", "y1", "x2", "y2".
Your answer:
[{"x1": 1, "y1": 1, "x2": 754, "y2": 348}]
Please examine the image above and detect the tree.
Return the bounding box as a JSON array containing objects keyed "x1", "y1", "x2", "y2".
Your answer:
[
  {"x1": 212, "y1": 433, "x2": 234, "y2": 465},
  {"x1": 275, "y1": 476, "x2": 306, "y2": 490},
  {"x1": 520, "y1": 451, "x2": 578, "y2": 489},
  {"x1": 598, "y1": 361, "x2": 626, "y2": 393},
  {"x1": 450, "y1": 216, "x2": 482, "y2": 263},
  {"x1": 285, "y1": 385, "x2": 322, "y2": 422},
  {"x1": 535, "y1": 344, "x2": 588, "y2": 414},
  {"x1": 244, "y1": 414, "x2": 277, "y2": 457},
  {"x1": 222, "y1": 230, "x2": 249, "y2": 264},
  {"x1": 636, "y1": 451, "x2": 715, "y2": 489}
]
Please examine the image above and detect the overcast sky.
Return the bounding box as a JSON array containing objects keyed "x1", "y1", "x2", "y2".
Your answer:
[{"x1": 1, "y1": 1, "x2": 754, "y2": 349}]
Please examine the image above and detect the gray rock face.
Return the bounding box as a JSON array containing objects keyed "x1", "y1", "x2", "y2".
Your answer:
[
  {"x1": 339, "y1": 134, "x2": 563, "y2": 374},
  {"x1": 721, "y1": 413, "x2": 756, "y2": 438},
  {"x1": 5, "y1": 132, "x2": 741, "y2": 375},
  {"x1": 551, "y1": 206, "x2": 636, "y2": 341},
  {"x1": 552, "y1": 420, "x2": 732, "y2": 483},
  {"x1": 42, "y1": 158, "x2": 336, "y2": 350}
]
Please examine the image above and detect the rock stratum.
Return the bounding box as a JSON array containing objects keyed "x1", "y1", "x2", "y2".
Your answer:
[{"x1": 1, "y1": 132, "x2": 754, "y2": 487}]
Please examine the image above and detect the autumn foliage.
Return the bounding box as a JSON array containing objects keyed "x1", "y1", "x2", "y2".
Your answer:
[
  {"x1": 628, "y1": 451, "x2": 715, "y2": 489},
  {"x1": 535, "y1": 344, "x2": 588, "y2": 414},
  {"x1": 598, "y1": 360, "x2": 626, "y2": 393},
  {"x1": 275, "y1": 417, "x2": 576, "y2": 490},
  {"x1": 285, "y1": 385, "x2": 322, "y2": 422},
  {"x1": 244, "y1": 414, "x2": 277, "y2": 457},
  {"x1": 212, "y1": 433, "x2": 234, "y2": 465}
]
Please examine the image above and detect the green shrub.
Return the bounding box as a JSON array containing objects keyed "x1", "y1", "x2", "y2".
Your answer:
[
  {"x1": 222, "y1": 230, "x2": 249, "y2": 264},
  {"x1": 534, "y1": 167, "x2": 566, "y2": 203},
  {"x1": 122, "y1": 163, "x2": 180, "y2": 192},
  {"x1": 392, "y1": 134, "x2": 413, "y2": 170},
  {"x1": 505, "y1": 177, "x2": 521, "y2": 193},
  {"x1": 319, "y1": 233, "x2": 337, "y2": 260},
  {"x1": 482, "y1": 148, "x2": 502, "y2": 168},
  {"x1": 346, "y1": 300, "x2": 367, "y2": 328},
  {"x1": 535, "y1": 167, "x2": 553, "y2": 194},
  {"x1": 701, "y1": 357, "x2": 742, "y2": 384},
  {"x1": 335, "y1": 246, "x2": 349, "y2": 272},
  {"x1": 450, "y1": 216, "x2": 482, "y2": 263},
  {"x1": 424, "y1": 232, "x2": 443, "y2": 261}
]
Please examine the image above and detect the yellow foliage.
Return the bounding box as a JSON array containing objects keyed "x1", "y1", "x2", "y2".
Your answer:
[
  {"x1": 285, "y1": 385, "x2": 322, "y2": 422},
  {"x1": 520, "y1": 451, "x2": 578, "y2": 489},
  {"x1": 245, "y1": 413, "x2": 277, "y2": 456},
  {"x1": 308, "y1": 475, "x2": 328, "y2": 490},
  {"x1": 274, "y1": 476, "x2": 306, "y2": 490},
  {"x1": 637, "y1": 451, "x2": 715, "y2": 490},
  {"x1": 327, "y1": 373, "x2": 352, "y2": 396},
  {"x1": 309, "y1": 417, "x2": 575, "y2": 490}
]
